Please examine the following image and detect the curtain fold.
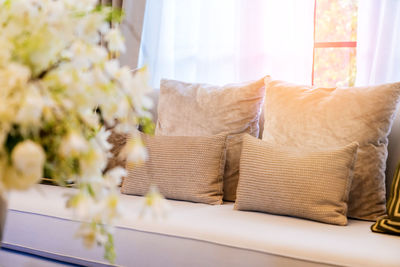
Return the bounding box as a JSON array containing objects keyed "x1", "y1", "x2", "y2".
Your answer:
[
  {"x1": 355, "y1": 0, "x2": 400, "y2": 86},
  {"x1": 113, "y1": 0, "x2": 123, "y2": 9},
  {"x1": 100, "y1": 0, "x2": 123, "y2": 9},
  {"x1": 120, "y1": 0, "x2": 147, "y2": 69},
  {"x1": 139, "y1": 0, "x2": 314, "y2": 88}
]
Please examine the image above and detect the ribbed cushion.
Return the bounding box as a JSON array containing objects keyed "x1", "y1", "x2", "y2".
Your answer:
[
  {"x1": 235, "y1": 135, "x2": 359, "y2": 226},
  {"x1": 121, "y1": 134, "x2": 227, "y2": 204},
  {"x1": 372, "y1": 161, "x2": 400, "y2": 235},
  {"x1": 156, "y1": 78, "x2": 266, "y2": 201},
  {"x1": 262, "y1": 79, "x2": 400, "y2": 220}
]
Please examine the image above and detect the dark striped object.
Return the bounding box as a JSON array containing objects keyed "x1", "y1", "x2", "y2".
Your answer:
[{"x1": 371, "y1": 162, "x2": 400, "y2": 235}]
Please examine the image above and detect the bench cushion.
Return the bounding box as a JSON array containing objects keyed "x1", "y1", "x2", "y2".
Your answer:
[{"x1": 3, "y1": 185, "x2": 400, "y2": 267}]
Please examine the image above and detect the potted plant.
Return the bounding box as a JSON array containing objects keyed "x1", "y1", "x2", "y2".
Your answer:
[{"x1": 0, "y1": 0, "x2": 152, "y2": 262}]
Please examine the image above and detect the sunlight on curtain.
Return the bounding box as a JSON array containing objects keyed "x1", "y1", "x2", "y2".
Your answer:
[
  {"x1": 139, "y1": 0, "x2": 314, "y2": 88},
  {"x1": 356, "y1": 0, "x2": 400, "y2": 86}
]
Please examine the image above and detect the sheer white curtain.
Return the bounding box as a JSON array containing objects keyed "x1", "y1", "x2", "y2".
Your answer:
[
  {"x1": 138, "y1": 0, "x2": 314, "y2": 88},
  {"x1": 356, "y1": 0, "x2": 400, "y2": 86}
]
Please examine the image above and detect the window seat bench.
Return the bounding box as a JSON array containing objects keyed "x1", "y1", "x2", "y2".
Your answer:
[{"x1": 2, "y1": 184, "x2": 399, "y2": 267}]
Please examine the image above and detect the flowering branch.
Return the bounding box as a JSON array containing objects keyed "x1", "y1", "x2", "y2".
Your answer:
[{"x1": 0, "y1": 0, "x2": 153, "y2": 263}]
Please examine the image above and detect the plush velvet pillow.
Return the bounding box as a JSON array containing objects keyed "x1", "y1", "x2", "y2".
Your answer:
[
  {"x1": 121, "y1": 134, "x2": 227, "y2": 204},
  {"x1": 156, "y1": 78, "x2": 266, "y2": 201},
  {"x1": 372, "y1": 161, "x2": 400, "y2": 235},
  {"x1": 235, "y1": 135, "x2": 358, "y2": 226},
  {"x1": 262, "y1": 79, "x2": 400, "y2": 220}
]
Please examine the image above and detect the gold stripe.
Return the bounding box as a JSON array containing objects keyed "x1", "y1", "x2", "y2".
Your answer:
[
  {"x1": 387, "y1": 162, "x2": 399, "y2": 213},
  {"x1": 388, "y1": 162, "x2": 400, "y2": 218},
  {"x1": 379, "y1": 219, "x2": 400, "y2": 233}
]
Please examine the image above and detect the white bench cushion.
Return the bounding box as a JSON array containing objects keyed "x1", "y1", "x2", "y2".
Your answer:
[{"x1": 3, "y1": 184, "x2": 400, "y2": 267}]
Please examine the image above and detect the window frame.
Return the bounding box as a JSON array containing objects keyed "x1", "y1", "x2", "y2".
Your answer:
[{"x1": 311, "y1": 0, "x2": 357, "y2": 86}]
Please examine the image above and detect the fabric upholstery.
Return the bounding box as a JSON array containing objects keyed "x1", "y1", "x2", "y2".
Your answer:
[
  {"x1": 262, "y1": 79, "x2": 400, "y2": 220},
  {"x1": 156, "y1": 78, "x2": 265, "y2": 201},
  {"x1": 5, "y1": 184, "x2": 400, "y2": 267},
  {"x1": 372, "y1": 161, "x2": 400, "y2": 235},
  {"x1": 105, "y1": 131, "x2": 128, "y2": 173},
  {"x1": 385, "y1": 109, "x2": 400, "y2": 197},
  {"x1": 235, "y1": 135, "x2": 358, "y2": 225},
  {"x1": 121, "y1": 134, "x2": 227, "y2": 204}
]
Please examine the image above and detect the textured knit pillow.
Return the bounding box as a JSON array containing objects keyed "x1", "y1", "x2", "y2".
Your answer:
[
  {"x1": 156, "y1": 78, "x2": 266, "y2": 201},
  {"x1": 371, "y1": 161, "x2": 400, "y2": 235},
  {"x1": 262, "y1": 79, "x2": 400, "y2": 220},
  {"x1": 235, "y1": 135, "x2": 359, "y2": 225},
  {"x1": 121, "y1": 134, "x2": 227, "y2": 204}
]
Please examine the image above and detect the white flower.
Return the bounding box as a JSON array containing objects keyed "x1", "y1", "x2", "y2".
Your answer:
[
  {"x1": 104, "y1": 167, "x2": 127, "y2": 187},
  {"x1": 3, "y1": 140, "x2": 45, "y2": 190},
  {"x1": 104, "y1": 60, "x2": 120, "y2": 76},
  {"x1": 2, "y1": 165, "x2": 41, "y2": 190},
  {"x1": 0, "y1": 63, "x2": 31, "y2": 91},
  {"x1": 45, "y1": 0, "x2": 66, "y2": 23},
  {"x1": 59, "y1": 132, "x2": 89, "y2": 157},
  {"x1": 0, "y1": 1, "x2": 154, "y2": 262},
  {"x1": 67, "y1": 0, "x2": 99, "y2": 13},
  {"x1": 76, "y1": 12, "x2": 108, "y2": 44},
  {"x1": 100, "y1": 94, "x2": 131, "y2": 125},
  {"x1": 87, "y1": 46, "x2": 108, "y2": 65},
  {"x1": 95, "y1": 127, "x2": 112, "y2": 152},
  {"x1": 0, "y1": 38, "x2": 12, "y2": 66},
  {"x1": 79, "y1": 109, "x2": 99, "y2": 128},
  {"x1": 105, "y1": 28, "x2": 126, "y2": 53},
  {"x1": 11, "y1": 140, "x2": 45, "y2": 177},
  {"x1": 132, "y1": 67, "x2": 153, "y2": 95},
  {"x1": 79, "y1": 140, "x2": 108, "y2": 176},
  {"x1": 121, "y1": 135, "x2": 148, "y2": 165},
  {"x1": 29, "y1": 37, "x2": 65, "y2": 75},
  {"x1": 15, "y1": 84, "x2": 44, "y2": 127},
  {"x1": 115, "y1": 66, "x2": 134, "y2": 94},
  {"x1": 76, "y1": 222, "x2": 108, "y2": 249},
  {"x1": 69, "y1": 41, "x2": 92, "y2": 69},
  {"x1": 98, "y1": 193, "x2": 123, "y2": 223},
  {"x1": 92, "y1": 67, "x2": 110, "y2": 86},
  {"x1": 67, "y1": 192, "x2": 98, "y2": 219},
  {"x1": 139, "y1": 185, "x2": 170, "y2": 220},
  {"x1": 115, "y1": 66, "x2": 154, "y2": 117}
]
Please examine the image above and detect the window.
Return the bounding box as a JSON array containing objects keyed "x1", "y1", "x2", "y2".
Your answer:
[
  {"x1": 312, "y1": 0, "x2": 358, "y2": 87},
  {"x1": 139, "y1": 0, "x2": 370, "y2": 88}
]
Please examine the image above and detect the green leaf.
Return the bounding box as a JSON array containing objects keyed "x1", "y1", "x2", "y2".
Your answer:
[
  {"x1": 87, "y1": 184, "x2": 95, "y2": 198},
  {"x1": 106, "y1": 7, "x2": 125, "y2": 24},
  {"x1": 4, "y1": 131, "x2": 24, "y2": 156},
  {"x1": 104, "y1": 233, "x2": 116, "y2": 264},
  {"x1": 93, "y1": 4, "x2": 125, "y2": 24},
  {"x1": 139, "y1": 117, "x2": 155, "y2": 135}
]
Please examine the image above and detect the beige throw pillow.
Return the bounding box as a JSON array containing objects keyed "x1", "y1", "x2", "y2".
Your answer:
[
  {"x1": 156, "y1": 78, "x2": 266, "y2": 201},
  {"x1": 121, "y1": 134, "x2": 227, "y2": 204},
  {"x1": 262, "y1": 79, "x2": 400, "y2": 220},
  {"x1": 235, "y1": 135, "x2": 359, "y2": 226}
]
